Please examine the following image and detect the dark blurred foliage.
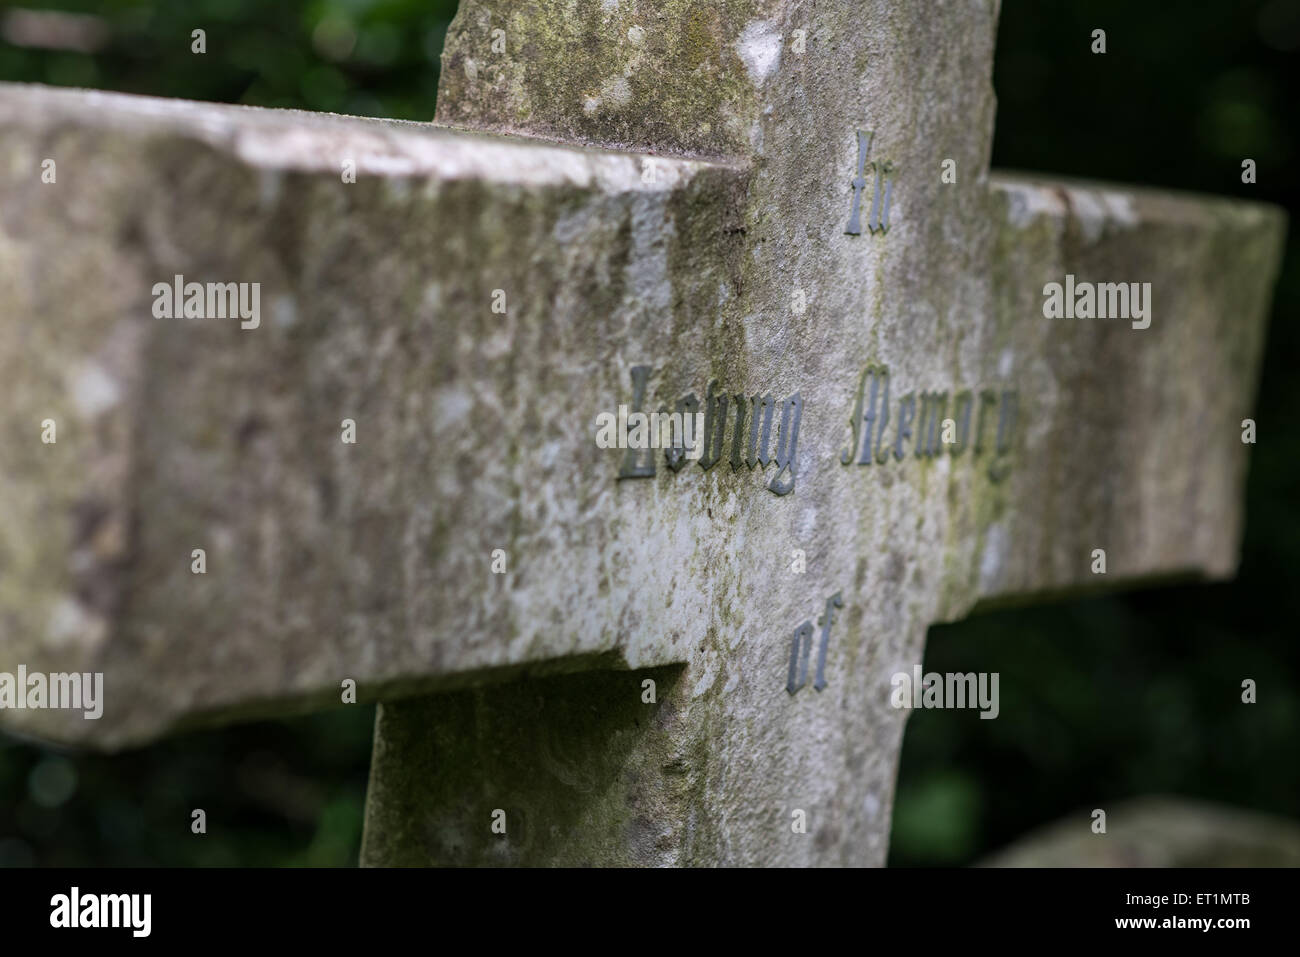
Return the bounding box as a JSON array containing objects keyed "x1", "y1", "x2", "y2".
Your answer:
[
  {"x1": 0, "y1": 0, "x2": 459, "y2": 119},
  {"x1": 0, "y1": 1, "x2": 1296, "y2": 865},
  {"x1": 0, "y1": 708, "x2": 374, "y2": 866}
]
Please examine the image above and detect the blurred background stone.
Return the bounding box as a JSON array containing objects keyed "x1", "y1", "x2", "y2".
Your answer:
[{"x1": 981, "y1": 797, "x2": 1300, "y2": 867}]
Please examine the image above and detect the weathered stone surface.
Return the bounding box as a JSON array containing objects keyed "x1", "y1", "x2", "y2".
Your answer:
[
  {"x1": 361, "y1": 169, "x2": 1282, "y2": 864},
  {"x1": 437, "y1": 0, "x2": 782, "y2": 157},
  {"x1": 0, "y1": 84, "x2": 735, "y2": 747},
  {"x1": 981, "y1": 797, "x2": 1300, "y2": 867},
  {"x1": 0, "y1": 0, "x2": 1285, "y2": 868},
  {"x1": 377, "y1": 0, "x2": 1280, "y2": 866}
]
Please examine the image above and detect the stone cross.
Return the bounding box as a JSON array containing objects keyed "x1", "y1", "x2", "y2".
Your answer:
[{"x1": 0, "y1": 0, "x2": 1284, "y2": 867}]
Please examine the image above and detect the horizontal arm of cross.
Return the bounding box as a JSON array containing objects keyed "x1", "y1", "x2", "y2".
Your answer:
[{"x1": 0, "y1": 85, "x2": 1283, "y2": 755}]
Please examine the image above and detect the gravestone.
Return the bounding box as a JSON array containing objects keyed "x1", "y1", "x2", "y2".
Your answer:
[
  {"x1": 981, "y1": 797, "x2": 1300, "y2": 868},
  {"x1": 0, "y1": 0, "x2": 1284, "y2": 867}
]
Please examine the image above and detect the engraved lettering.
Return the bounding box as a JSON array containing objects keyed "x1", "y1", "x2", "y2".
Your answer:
[
  {"x1": 988, "y1": 390, "x2": 1019, "y2": 483},
  {"x1": 665, "y1": 393, "x2": 698, "y2": 471},
  {"x1": 845, "y1": 130, "x2": 873, "y2": 236},
  {"x1": 747, "y1": 394, "x2": 776, "y2": 469},
  {"x1": 841, "y1": 365, "x2": 889, "y2": 466},
  {"x1": 769, "y1": 393, "x2": 802, "y2": 496},
  {"x1": 915, "y1": 390, "x2": 948, "y2": 458},
  {"x1": 973, "y1": 389, "x2": 998, "y2": 455},
  {"x1": 996, "y1": 390, "x2": 1018, "y2": 454},
  {"x1": 951, "y1": 390, "x2": 973, "y2": 456},
  {"x1": 893, "y1": 392, "x2": 916, "y2": 460},
  {"x1": 787, "y1": 592, "x2": 843, "y2": 695},
  {"x1": 699, "y1": 380, "x2": 728, "y2": 471},
  {"x1": 840, "y1": 365, "x2": 1020, "y2": 479},
  {"x1": 869, "y1": 162, "x2": 893, "y2": 235},
  {"x1": 813, "y1": 591, "x2": 843, "y2": 691},
  {"x1": 618, "y1": 365, "x2": 656, "y2": 478},
  {"x1": 786, "y1": 620, "x2": 814, "y2": 695},
  {"x1": 845, "y1": 131, "x2": 895, "y2": 236},
  {"x1": 873, "y1": 368, "x2": 891, "y2": 464},
  {"x1": 610, "y1": 367, "x2": 805, "y2": 495},
  {"x1": 730, "y1": 392, "x2": 747, "y2": 471},
  {"x1": 841, "y1": 366, "x2": 869, "y2": 465}
]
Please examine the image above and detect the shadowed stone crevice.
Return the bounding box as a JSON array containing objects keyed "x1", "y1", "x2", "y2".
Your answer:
[{"x1": 361, "y1": 665, "x2": 689, "y2": 867}]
